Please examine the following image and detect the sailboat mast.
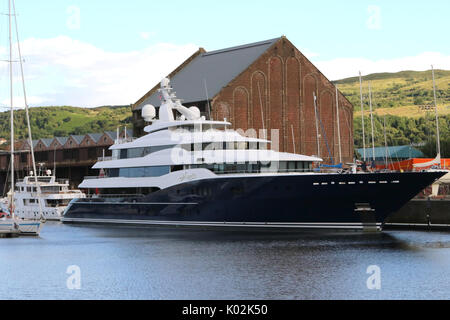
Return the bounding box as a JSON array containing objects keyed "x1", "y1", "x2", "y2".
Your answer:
[
  {"x1": 359, "y1": 71, "x2": 366, "y2": 161},
  {"x1": 432, "y1": 65, "x2": 441, "y2": 164},
  {"x1": 369, "y1": 82, "x2": 376, "y2": 162},
  {"x1": 8, "y1": 0, "x2": 15, "y2": 217},
  {"x1": 12, "y1": 0, "x2": 44, "y2": 219},
  {"x1": 313, "y1": 93, "x2": 321, "y2": 158},
  {"x1": 336, "y1": 85, "x2": 342, "y2": 164},
  {"x1": 384, "y1": 115, "x2": 388, "y2": 169}
]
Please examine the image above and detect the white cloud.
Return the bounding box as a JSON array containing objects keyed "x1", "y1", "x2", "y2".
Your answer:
[
  {"x1": 0, "y1": 36, "x2": 199, "y2": 107},
  {"x1": 313, "y1": 52, "x2": 450, "y2": 80},
  {"x1": 1, "y1": 36, "x2": 448, "y2": 108}
]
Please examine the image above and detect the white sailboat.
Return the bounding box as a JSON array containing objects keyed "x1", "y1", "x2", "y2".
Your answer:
[{"x1": 3, "y1": 0, "x2": 44, "y2": 235}]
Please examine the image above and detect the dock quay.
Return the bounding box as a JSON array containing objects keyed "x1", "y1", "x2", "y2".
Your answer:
[{"x1": 385, "y1": 197, "x2": 450, "y2": 230}]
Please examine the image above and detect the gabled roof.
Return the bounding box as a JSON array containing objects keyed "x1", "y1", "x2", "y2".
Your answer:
[
  {"x1": 134, "y1": 37, "x2": 281, "y2": 110},
  {"x1": 87, "y1": 133, "x2": 103, "y2": 143},
  {"x1": 41, "y1": 138, "x2": 54, "y2": 147},
  {"x1": 104, "y1": 129, "x2": 133, "y2": 140},
  {"x1": 70, "y1": 135, "x2": 85, "y2": 144},
  {"x1": 357, "y1": 145, "x2": 425, "y2": 160},
  {"x1": 54, "y1": 137, "x2": 68, "y2": 145}
]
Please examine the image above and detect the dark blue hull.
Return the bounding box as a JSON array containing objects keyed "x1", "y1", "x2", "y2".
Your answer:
[{"x1": 62, "y1": 172, "x2": 444, "y2": 230}]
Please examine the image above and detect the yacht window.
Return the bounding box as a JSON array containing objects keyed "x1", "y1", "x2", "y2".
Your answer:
[
  {"x1": 288, "y1": 162, "x2": 296, "y2": 171},
  {"x1": 236, "y1": 163, "x2": 247, "y2": 173},
  {"x1": 249, "y1": 142, "x2": 258, "y2": 150},
  {"x1": 41, "y1": 186, "x2": 60, "y2": 193},
  {"x1": 118, "y1": 166, "x2": 170, "y2": 178},
  {"x1": 112, "y1": 150, "x2": 120, "y2": 160}
]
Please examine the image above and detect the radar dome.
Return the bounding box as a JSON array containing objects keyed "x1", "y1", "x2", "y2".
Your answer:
[{"x1": 142, "y1": 104, "x2": 156, "y2": 122}]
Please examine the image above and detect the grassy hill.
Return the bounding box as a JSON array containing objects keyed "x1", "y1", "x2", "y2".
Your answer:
[
  {"x1": 0, "y1": 105, "x2": 132, "y2": 141},
  {"x1": 335, "y1": 69, "x2": 450, "y2": 118}
]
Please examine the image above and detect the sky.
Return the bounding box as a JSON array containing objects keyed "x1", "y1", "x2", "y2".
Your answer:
[{"x1": 0, "y1": 0, "x2": 448, "y2": 108}]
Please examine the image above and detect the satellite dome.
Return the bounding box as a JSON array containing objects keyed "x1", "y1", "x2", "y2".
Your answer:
[{"x1": 142, "y1": 104, "x2": 156, "y2": 122}]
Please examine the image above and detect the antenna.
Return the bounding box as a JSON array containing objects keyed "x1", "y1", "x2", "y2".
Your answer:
[
  {"x1": 359, "y1": 71, "x2": 366, "y2": 161},
  {"x1": 336, "y1": 85, "x2": 342, "y2": 164}
]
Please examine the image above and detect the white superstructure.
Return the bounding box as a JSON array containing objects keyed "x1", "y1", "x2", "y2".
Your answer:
[
  {"x1": 14, "y1": 173, "x2": 86, "y2": 221},
  {"x1": 79, "y1": 78, "x2": 322, "y2": 193}
]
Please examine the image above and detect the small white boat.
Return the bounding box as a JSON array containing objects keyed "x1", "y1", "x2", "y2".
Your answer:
[
  {"x1": 0, "y1": 198, "x2": 42, "y2": 236},
  {"x1": 16, "y1": 219, "x2": 43, "y2": 236}
]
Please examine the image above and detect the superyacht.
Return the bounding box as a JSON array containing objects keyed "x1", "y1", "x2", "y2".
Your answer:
[{"x1": 62, "y1": 78, "x2": 445, "y2": 230}]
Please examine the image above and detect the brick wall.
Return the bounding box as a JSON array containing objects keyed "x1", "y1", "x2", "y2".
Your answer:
[{"x1": 211, "y1": 37, "x2": 354, "y2": 164}]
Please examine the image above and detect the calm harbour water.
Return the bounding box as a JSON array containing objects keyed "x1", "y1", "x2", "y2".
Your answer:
[{"x1": 1, "y1": 222, "x2": 450, "y2": 300}]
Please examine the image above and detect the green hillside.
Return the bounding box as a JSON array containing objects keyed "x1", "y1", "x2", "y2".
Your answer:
[
  {"x1": 335, "y1": 70, "x2": 450, "y2": 157},
  {"x1": 0, "y1": 105, "x2": 132, "y2": 141}
]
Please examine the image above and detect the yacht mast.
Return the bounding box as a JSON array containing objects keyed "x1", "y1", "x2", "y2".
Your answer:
[
  {"x1": 432, "y1": 65, "x2": 441, "y2": 167},
  {"x1": 359, "y1": 71, "x2": 366, "y2": 161},
  {"x1": 384, "y1": 115, "x2": 388, "y2": 169},
  {"x1": 335, "y1": 85, "x2": 342, "y2": 164},
  {"x1": 8, "y1": 0, "x2": 14, "y2": 217},
  {"x1": 313, "y1": 93, "x2": 321, "y2": 158},
  {"x1": 368, "y1": 82, "x2": 376, "y2": 162},
  {"x1": 12, "y1": 0, "x2": 44, "y2": 219}
]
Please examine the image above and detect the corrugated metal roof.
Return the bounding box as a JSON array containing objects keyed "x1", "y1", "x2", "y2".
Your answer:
[
  {"x1": 136, "y1": 37, "x2": 280, "y2": 110},
  {"x1": 357, "y1": 145, "x2": 425, "y2": 160}
]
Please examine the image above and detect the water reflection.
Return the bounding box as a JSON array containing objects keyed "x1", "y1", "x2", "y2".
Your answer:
[{"x1": 1, "y1": 223, "x2": 449, "y2": 300}]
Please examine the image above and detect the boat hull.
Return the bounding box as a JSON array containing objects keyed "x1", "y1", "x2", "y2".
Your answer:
[
  {"x1": 17, "y1": 220, "x2": 43, "y2": 236},
  {"x1": 62, "y1": 172, "x2": 444, "y2": 231}
]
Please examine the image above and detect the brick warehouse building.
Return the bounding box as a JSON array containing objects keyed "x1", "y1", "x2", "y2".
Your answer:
[{"x1": 132, "y1": 36, "x2": 354, "y2": 164}]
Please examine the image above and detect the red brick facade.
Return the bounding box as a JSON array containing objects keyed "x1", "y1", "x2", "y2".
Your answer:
[{"x1": 211, "y1": 37, "x2": 353, "y2": 163}]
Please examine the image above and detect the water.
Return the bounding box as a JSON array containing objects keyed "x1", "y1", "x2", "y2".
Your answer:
[{"x1": 1, "y1": 222, "x2": 450, "y2": 300}]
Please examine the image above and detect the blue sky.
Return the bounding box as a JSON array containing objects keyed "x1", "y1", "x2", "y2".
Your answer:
[
  {"x1": 0, "y1": 0, "x2": 448, "y2": 107},
  {"x1": 12, "y1": 0, "x2": 448, "y2": 59}
]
